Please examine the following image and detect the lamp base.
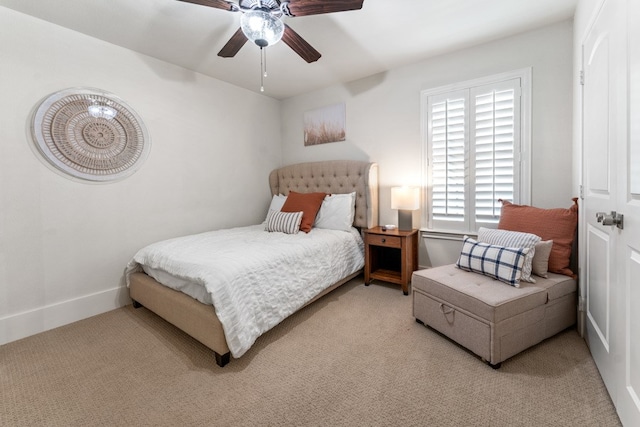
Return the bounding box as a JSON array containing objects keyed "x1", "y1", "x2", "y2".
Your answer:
[{"x1": 398, "y1": 210, "x2": 413, "y2": 231}]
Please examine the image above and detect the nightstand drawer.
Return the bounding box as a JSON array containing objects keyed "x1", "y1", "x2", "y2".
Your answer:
[{"x1": 367, "y1": 234, "x2": 402, "y2": 248}]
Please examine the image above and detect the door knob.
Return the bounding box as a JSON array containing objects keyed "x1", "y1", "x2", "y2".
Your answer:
[{"x1": 596, "y1": 211, "x2": 624, "y2": 229}]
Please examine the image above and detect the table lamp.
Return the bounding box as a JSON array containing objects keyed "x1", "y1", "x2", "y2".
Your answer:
[{"x1": 391, "y1": 186, "x2": 420, "y2": 231}]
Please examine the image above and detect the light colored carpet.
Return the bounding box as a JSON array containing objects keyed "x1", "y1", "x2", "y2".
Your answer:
[{"x1": 0, "y1": 277, "x2": 621, "y2": 426}]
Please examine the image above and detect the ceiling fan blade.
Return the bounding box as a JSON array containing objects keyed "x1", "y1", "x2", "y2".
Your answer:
[
  {"x1": 176, "y1": 0, "x2": 236, "y2": 11},
  {"x1": 282, "y1": 0, "x2": 364, "y2": 17},
  {"x1": 218, "y1": 28, "x2": 248, "y2": 57},
  {"x1": 282, "y1": 25, "x2": 321, "y2": 63}
]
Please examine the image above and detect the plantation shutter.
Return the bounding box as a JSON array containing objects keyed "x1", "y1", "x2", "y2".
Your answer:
[
  {"x1": 424, "y1": 75, "x2": 524, "y2": 233},
  {"x1": 471, "y1": 79, "x2": 521, "y2": 225},
  {"x1": 428, "y1": 90, "x2": 468, "y2": 229}
]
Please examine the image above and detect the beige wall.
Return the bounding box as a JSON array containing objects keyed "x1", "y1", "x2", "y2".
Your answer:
[
  {"x1": 0, "y1": 7, "x2": 282, "y2": 344},
  {"x1": 280, "y1": 20, "x2": 574, "y2": 267}
]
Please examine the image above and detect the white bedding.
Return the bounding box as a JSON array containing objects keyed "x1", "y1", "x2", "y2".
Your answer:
[{"x1": 125, "y1": 224, "x2": 364, "y2": 358}]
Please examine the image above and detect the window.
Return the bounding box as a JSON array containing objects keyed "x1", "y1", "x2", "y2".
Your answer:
[{"x1": 421, "y1": 69, "x2": 531, "y2": 233}]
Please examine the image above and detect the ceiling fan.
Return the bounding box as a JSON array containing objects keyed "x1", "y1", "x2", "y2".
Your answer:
[{"x1": 177, "y1": 0, "x2": 365, "y2": 63}]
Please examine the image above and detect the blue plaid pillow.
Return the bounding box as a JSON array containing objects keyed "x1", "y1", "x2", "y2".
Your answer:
[
  {"x1": 456, "y1": 236, "x2": 530, "y2": 287},
  {"x1": 477, "y1": 227, "x2": 541, "y2": 283}
]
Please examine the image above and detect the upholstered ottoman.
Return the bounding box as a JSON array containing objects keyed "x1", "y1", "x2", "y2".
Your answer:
[{"x1": 412, "y1": 265, "x2": 577, "y2": 368}]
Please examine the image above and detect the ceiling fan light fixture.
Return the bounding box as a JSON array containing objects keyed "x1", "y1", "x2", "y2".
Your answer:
[{"x1": 240, "y1": 9, "x2": 284, "y2": 47}]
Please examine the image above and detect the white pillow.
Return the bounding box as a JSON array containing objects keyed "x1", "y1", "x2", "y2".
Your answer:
[
  {"x1": 456, "y1": 236, "x2": 529, "y2": 287},
  {"x1": 264, "y1": 209, "x2": 302, "y2": 234},
  {"x1": 477, "y1": 227, "x2": 541, "y2": 283},
  {"x1": 314, "y1": 192, "x2": 356, "y2": 231},
  {"x1": 265, "y1": 194, "x2": 287, "y2": 222}
]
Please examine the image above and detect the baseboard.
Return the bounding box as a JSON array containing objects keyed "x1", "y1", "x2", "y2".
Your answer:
[{"x1": 0, "y1": 286, "x2": 131, "y2": 346}]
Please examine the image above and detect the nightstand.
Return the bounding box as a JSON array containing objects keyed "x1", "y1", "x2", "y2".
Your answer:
[{"x1": 363, "y1": 226, "x2": 418, "y2": 295}]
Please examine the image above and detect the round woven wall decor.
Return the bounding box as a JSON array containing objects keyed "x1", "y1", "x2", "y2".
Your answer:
[{"x1": 31, "y1": 88, "x2": 150, "y2": 182}]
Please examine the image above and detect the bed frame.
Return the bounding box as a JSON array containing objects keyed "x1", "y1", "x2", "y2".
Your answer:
[{"x1": 129, "y1": 160, "x2": 379, "y2": 367}]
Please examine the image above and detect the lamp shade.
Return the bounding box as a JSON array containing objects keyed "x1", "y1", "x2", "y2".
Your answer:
[
  {"x1": 391, "y1": 187, "x2": 420, "y2": 211},
  {"x1": 240, "y1": 9, "x2": 284, "y2": 48}
]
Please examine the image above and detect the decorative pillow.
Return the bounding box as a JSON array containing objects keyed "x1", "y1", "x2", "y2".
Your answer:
[
  {"x1": 498, "y1": 198, "x2": 578, "y2": 277},
  {"x1": 264, "y1": 209, "x2": 303, "y2": 234},
  {"x1": 281, "y1": 191, "x2": 327, "y2": 233},
  {"x1": 477, "y1": 227, "x2": 541, "y2": 283},
  {"x1": 456, "y1": 236, "x2": 530, "y2": 287},
  {"x1": 531, "y1": 240, "x2": 553, "y2": 278},
  {"x1": 314, "y1": 192, "x2": 356, "y2": 231}
]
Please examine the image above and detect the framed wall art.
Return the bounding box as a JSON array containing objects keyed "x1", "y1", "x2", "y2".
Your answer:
[
  {"x1": 303, "y1": 103, "x2": 346, "y2": 146},
  {"x1": 30, "y1": 87, "x2": 150, "y2": 183}
]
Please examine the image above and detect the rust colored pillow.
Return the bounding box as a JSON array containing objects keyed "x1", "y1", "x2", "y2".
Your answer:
[
  {"x1": 498, "y1": 198, "x2": 578, "y2": 277},
  {"x1": 281, "y1": 191, "x2": 327, "y2": 233}
]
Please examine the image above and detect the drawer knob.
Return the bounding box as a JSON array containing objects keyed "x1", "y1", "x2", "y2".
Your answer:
[{"x1": 381, "y1": 238, "x2": 386, "y2": 243}]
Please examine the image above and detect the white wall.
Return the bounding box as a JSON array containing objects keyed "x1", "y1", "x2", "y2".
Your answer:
[
  {"x1": 0, "y1": 10, "x2": 578, "y2": 344},
  {"x1": 0, "y1": 7, "x2": 282, "y2": 344},
  {"x1": 280, "y1": 20, "x2": 574, "y2": 267}
]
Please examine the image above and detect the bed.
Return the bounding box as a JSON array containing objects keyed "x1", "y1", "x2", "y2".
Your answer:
[{"x1": 126, "y1": 160, "x2": 379, "y2": 367}]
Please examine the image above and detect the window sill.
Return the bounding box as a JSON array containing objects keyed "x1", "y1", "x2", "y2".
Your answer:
[{"x1": 419, "y1": 229, "x2": 477, "y2": 241}]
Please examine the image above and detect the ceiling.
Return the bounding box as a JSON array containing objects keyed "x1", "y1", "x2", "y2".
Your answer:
[{"x1": 0, "y1": 0, "x2": 578, "y2": 99}]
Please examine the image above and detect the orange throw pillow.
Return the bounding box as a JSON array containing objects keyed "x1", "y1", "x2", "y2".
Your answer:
[
  {"x1": 281, "y1": 191, "x2": 327, "y2": 233},
  {"x1": 498, "y1": 198, "x2": 578, "y2": 277}
]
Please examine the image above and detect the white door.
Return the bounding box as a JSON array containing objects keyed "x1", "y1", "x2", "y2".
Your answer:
[
  {"x1": 583, "y1": 0, "x2": 640, "y2": 424},
  {"x1": 583, "y1": 0, "x2": 620, "y2": 397},
  {"x1": 616, "y1": 0, "x2": 640, "y2": 423}
]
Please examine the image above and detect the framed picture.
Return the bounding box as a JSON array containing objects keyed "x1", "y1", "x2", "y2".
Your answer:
[
  {"x1": 304, "y1": 103, "x2": 346, "y2": 146},
  {"x1": 30, "y1": 87, "x2": 150, "y2": 183}
]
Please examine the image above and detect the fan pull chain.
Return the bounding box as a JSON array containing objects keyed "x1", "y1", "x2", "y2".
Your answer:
[
  {"x1": 260, "y1": 47, "x2": 268, "y2": 92},
  {"x1": 263, "y1": 47, "x2": 268, "y2": 78}
]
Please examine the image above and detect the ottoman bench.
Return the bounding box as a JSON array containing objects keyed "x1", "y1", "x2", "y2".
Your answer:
[{"x1": 412, "y1": 264, "x2": 577, "y2": 368}]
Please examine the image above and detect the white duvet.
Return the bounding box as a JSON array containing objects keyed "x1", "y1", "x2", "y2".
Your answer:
[{"x1": 125, "y1": 224, "x2": 364, "y2": 358}]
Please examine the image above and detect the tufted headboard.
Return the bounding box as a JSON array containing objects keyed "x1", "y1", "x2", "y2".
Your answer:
[{"x1": 269, "y1": 160, "x2": 379, "y2": 229}]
